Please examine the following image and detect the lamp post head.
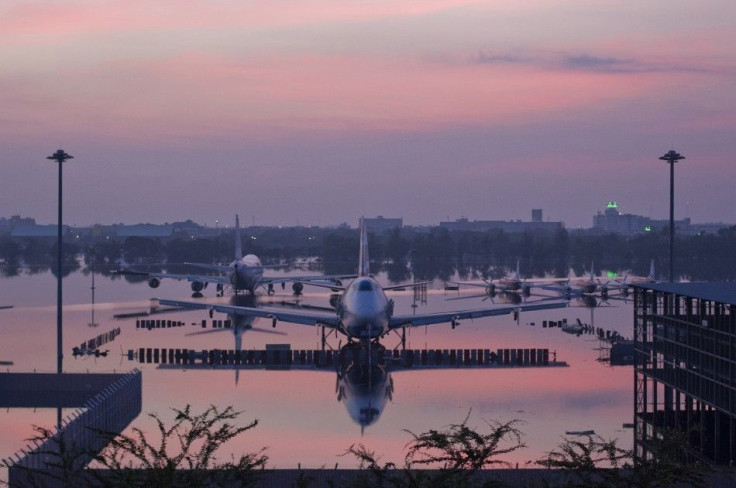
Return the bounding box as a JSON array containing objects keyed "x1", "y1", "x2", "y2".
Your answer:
[
  {"x1": 47, "y1": 149, "x2": 74, "y2": 164},
  {"x1": 659, "y1": 150, "x2": 685, "y2": 163}
]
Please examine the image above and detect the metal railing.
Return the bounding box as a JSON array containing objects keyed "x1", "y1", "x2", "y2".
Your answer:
[{"x1": 4, "y1": 369, "x2": 142, "y2": 487}]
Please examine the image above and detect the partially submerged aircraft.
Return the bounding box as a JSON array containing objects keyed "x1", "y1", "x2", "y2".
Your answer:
[
  {"x1": 159, "y1": 218, "x2": 567, "y2": 344},
  {"x1": 450, "y1": 260, "x2": 532, "y2": 296},
  {"x1": 118, "y1": 215, "x2": 350, "y2": 296},
  {"x1": 602, "y1": 259, "x2": 657, "y2": 297},
  {"x1": 536, "y1": 262, "x2": 600, "y2": 298}
]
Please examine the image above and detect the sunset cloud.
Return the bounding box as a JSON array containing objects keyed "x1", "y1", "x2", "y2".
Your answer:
[{"x1": 0, "y1": 0, "x2": 734, "y2": 227}]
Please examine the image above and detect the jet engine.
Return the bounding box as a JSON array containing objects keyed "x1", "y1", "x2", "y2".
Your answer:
[
  {"x1": 191, "y1": 281, "x2": 205, "y2": 292},
  {"x1": 292, "y1": 282, "x2": 304, "y2": 295},
  {"x1": 148, "y1": 277, "x2": 160, "y2": 289}
]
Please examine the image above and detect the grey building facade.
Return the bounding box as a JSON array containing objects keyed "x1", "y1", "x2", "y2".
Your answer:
[{"x1": 634, "y1": 282, "x2": 736, "y2": 465}]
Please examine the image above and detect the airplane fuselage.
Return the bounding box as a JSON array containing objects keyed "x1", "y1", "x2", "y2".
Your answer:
[
  {"x1": 572, "y1": 279, "x2": 597, "y2": 294},
  {"x1": 230, "y1": 254, "x2": 264, "y2": 293},
  {"x1": 496, "y1": 278, "x2": 521, "y2": 292},
  {"x1": 337, "y1": 277, "x2": 391, "y2": 340}
]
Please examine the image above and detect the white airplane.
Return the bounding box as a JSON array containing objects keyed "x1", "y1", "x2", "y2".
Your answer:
[
  {"x1": 159, "y1": 218, "x2": 567, "y2": 343},
  {"x1": 118, "y1": 215, "x2": 350, "y2": 296}
]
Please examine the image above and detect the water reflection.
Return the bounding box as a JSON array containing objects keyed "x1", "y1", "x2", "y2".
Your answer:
[
  {"x1": 336, "y1": 342, "x2": 392, "y2": 431},
  {"x1": 182, "y1": 294, "x2": 287, "y2": 385},
  {"x1": 0, "y1": 268, "x2": 637, "y2": 470}
]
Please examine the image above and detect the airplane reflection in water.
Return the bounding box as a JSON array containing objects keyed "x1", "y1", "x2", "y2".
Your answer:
[
  {"x1": 151, "y1": 334, "x2": 565, "y2": 431},
  {"x1": 159, "y1": 218, "x2": 568, "y2": 345},
  {"x1": 182, "y1": 294, "x2": 288, "y2": 385},
  {"x1": 153, "y1": 295, "x2": 394, "y2": 428},
  {"x1": 117, "y1": 215, "x2": 350, "y2": 297}
]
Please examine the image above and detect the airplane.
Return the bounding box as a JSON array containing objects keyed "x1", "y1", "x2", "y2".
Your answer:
[
  {"x1": 117, "y1": 215, "x2": 351, "y2": 296},
  {"x1": 0, "y1": 306, "x2": 12, "y2": 310},
  {"x1": 158, "y1": 218, "x2": 567, "y2": 345},
  {"x1": 536, "y1": 261, "x2": 600, "y2": 298},
  {"x1": 449, "y1": 260, "x2": 532, "y2": 295},
  {"x1": 566, "y1": 261, "x2": 598, "y2": 294},
  {"x1": 600, "y1": 259, "x2": 657, "y2": 297}
]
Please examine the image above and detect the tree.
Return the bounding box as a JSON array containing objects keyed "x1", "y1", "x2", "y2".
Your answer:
[
  {"x1": 95, "y1": 404, "x2": 267, "y2": 487},
  {"x1": 7, "y1": 405, "x2": 267, "y2": 488},
  {"x1": 343, "y1": 412, "x2": 524, "y2": 487},
  {"x1": 537, "y1": 430, "x2": 708, "y2": 488}
]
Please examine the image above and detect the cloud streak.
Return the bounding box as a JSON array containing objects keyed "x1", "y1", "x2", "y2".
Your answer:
[{"x1": 473, "y1": 50, "x2": 732, "y2": 74}]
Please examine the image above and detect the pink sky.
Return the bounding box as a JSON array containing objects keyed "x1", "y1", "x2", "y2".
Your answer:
[{"x1": 1, "y1": 1, "x2": 734, "y2": 227}]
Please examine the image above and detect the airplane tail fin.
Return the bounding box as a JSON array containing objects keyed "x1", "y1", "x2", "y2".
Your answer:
[
  {"x1": 515, "y1": 259, "x2": 520, "y2": 280},
  {"x1": 235, "y1": 215, "x2": 243, "y2": 261},
  {"x1": 358, "y1": 217, "x2": 370, "y2": 277}
]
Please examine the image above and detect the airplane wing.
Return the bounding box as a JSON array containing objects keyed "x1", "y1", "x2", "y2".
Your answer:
[
  {"x1": 388, "y1": 300, "x2": 567, "y2": 329},
  {"x1": 382, "y1": 281, "x2": 431, "y2": 291},
  {"x1": 536, "y1": 282, "x2": 572, "y2": 293},
  {"x1": 157, "y1": 299, "x2": 341, "y2": 329},
  {"x1": 448, "y1": 281, "x2": 491, "y2": 289},
  {"x1": 296, "y1": 279, "x2": 423, "y2": 293},
  {"x1": 183, "y1": 262, "x2": 235, "y2": 273},
  {"x1": 114, "y1": 269, "x2": 230, "y2": 286},
  {"x1": 288, "y1": 280, "x2": 346, "y2": 291},
  {"x1": 262, "y1": 274, "x2": 356, "y2": 289}
]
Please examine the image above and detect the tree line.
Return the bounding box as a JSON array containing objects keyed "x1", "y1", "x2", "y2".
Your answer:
[{"x1": 2, "y1": 225, "x2": 736, "y2": 282}]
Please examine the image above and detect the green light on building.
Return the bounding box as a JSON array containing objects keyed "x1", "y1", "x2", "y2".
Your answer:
[
  {"x1": 645, "y1": 226, "x2": 651, "y2": 232},
  {"x1": 606, "y1": 201, "x2": 618, "y2": 209},
  {"x1": 606, "y1": 271, "x2": 618, "y2": 279}
]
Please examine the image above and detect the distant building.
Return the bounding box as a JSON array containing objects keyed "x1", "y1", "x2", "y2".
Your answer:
[
  {"x1": 115, "y1": 224, "x2": 174, "y2": 239},
  {"x1": 0, "y1": 215, "x2": 36, "y2": 235},
  {"x1": 439, "y1": 211, "x2": 561, "y2": 233},
  {"x1": 363, "y1": 216, "x2": 402, "y2": 234},
  {"x1": 10, "y1": 224, "x2": 69, "y2": 238},
  {"x1": 531, "y1": 209, "x2": 543, "y2": 223},
  {"x1": 633, "y1": 282, "x2": 736, "y2": 465},
  {"x1": 593, "y1": 202, "x2": 727, "y2": 235}
]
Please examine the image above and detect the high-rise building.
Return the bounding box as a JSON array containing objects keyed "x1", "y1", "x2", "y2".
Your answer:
[{"x1": 592, "y1": 202, "x2": 725, "y2": 235}]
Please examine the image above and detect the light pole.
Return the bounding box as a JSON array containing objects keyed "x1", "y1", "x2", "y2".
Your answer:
[
  {"x1": 658, "y1": 149, "x2": 685, "y2": 282},
  {"x1": 47, "y1": 149, "x2": 73, "y2": 375}
]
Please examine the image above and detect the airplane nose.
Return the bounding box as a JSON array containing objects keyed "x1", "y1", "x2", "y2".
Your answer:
[{"x1": 357, "y1": 305, "x2": 375, "y2": 320}]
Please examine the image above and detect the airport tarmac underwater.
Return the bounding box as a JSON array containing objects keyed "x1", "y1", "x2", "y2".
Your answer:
[{"x1": 0, "y1": 265, "x2": 635, "y2": 478}]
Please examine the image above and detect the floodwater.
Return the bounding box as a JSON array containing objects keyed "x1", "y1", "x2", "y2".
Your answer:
[{"x1": 0, "y1": 269, "x2": 634, "y2": 476}]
